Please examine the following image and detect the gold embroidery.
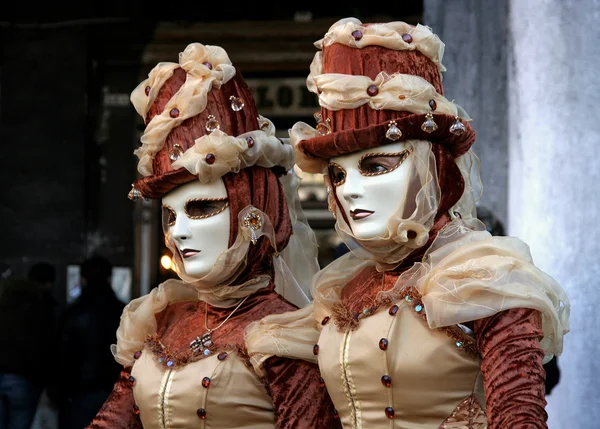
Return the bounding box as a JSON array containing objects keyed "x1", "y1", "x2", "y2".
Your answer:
[
  {"x1": 340, "y1": 330, "x2": 362, "y2": 428},
  {"x1": 438, "y1": 395, "x2": 487, "y2": 429}
]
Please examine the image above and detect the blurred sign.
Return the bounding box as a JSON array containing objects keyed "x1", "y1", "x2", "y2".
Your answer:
[{"x1": 245, "y1": 77, "x2": 319, "y2": 117}]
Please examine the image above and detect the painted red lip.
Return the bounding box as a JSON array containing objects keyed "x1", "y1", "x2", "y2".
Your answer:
[
  {"x1": 181, "y1": 248, "x2": 201, "y2": 259},
  {"x1": 350, "y1": 209, "x2": 374, "y2": 220}
]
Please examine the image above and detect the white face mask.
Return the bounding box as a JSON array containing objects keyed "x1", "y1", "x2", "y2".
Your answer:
[
  {"x1": 329, "y1": 141, "x2": 413, "y2": 240},
  {"x1": 162, "y1": 179, "x2": 230, "y2": 279}
]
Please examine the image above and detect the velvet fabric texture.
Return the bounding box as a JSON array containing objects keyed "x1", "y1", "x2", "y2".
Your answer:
[
  {"x1": 297, "y1": 43, "x2": 476, "y2": 164},
  {"x1": 87, "y1": 368, "x2": 142, "y2": 429},
  {"x1": 474, "y1": 308, "x2": 548, "y2": 429},
  {"x1": 87, "y1": 285, "x2": 340, "y2": 428},
  {"x1": 135, "y1": 67, "x2": 261, "y2": 199},
  {"x1": 222, "y1": 166, "x2": 292, "y2": 285}
]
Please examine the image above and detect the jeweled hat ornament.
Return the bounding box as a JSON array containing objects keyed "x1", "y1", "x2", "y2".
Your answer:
[
  {"x1": 290, "y1": 17, "x2": 476, "y2": 175},
  {"x1": 128, "y1": 42, "x2": 293, "y2": 200}
]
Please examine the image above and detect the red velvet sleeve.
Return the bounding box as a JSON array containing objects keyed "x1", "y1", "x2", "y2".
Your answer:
[
  {"x1": 263, "y1": 357, "x2": 342, "y2": 429},
  {"x1": 85, "y1": 367, "x2": 143, "y2": 429},
  {"x1": 474, "y1": 308, "x2": 548, "y2": 429}
]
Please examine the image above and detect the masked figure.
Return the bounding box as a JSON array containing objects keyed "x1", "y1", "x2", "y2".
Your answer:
[
  {"x1": 250, "y1": 18, "x2": 570, "y2": 429},
  {"x1": 86, "y1": 42, "x2": 340, "y2": 429}
]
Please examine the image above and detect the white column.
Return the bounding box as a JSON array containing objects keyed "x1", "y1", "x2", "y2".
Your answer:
[
  {"x1": 508, "y1": 1, "x2": 600, "y2": 427},
  {"x1": 424, "y1": 0, "x2": 509, "y2": 225}
]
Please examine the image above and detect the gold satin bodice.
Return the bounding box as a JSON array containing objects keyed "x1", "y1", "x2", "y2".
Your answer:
[
  {"x1": 131, "y1": 348, "x2": 275, "y2": 429},
  {"x1": 317, "y1": 299, "x2": 486, "y2": 429}
]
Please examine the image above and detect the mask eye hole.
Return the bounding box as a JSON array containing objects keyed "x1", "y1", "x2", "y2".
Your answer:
[
  {"x1": 185, "y1": 198, "x2": 229, "y2": 219},
  {"x1": 328, "y1": 162, "x2": 346, "y2": 186},
  {"x1": 358, "y1": 150, "x2": 410, "y2": 176},
  {"x1": 162, "y1": 205, "x2": 177, "y2": 229}
]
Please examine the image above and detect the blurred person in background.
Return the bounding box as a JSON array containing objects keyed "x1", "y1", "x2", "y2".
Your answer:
[
  {"x1": 0, "y1": 263, "x2": 57, "y2": 429},
  {"x1": 48, "y1": 255, "x2": 124, "y2": 429}
]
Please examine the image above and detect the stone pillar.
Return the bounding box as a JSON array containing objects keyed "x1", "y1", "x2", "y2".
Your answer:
[
  {"x1": 424, "y1": 0, "x2": 509, "y2": 225},
  {"x1": 508, "y1": 1, "x2": 600, "y2": 427}
]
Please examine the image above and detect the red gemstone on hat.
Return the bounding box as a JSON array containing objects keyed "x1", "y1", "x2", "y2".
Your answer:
[
  {"x1": 352, "y1": 30, "x2": 363, "y2": 41},
  {"x1": 367, "y1": 85, "x2": 379, "y2": 97},
  {"x1": 385, "y1": 407, "x2": 395, "y2": 419},
  {"x1": 379, "y1": 338, "x2": 389, "y2": 350},
  {"x1": 246, "y1": 136, "x2": 255, "y2": 148},
  {"x1": 217, "y1": 352, "x2": 228, "y2": 361},
  {"x1": 313, "y1": 344, "x2": 319, "y2": 355},
  {"x1": 388, "y1": 305, "x2": 399, "y2": 316},
  {"x1": 133, "y1": 351, "x2": 142, "y2": 359},
  {"x1": 205, "y1": 153, "x2": 216, "y2": 164},
  {"x1": 428, "y1": 99, "x2": 437, "y2": 111},
  {"x1": 145, "y1": 86, "x2": 151, "y2": 96},
  {"x1": 381, "y1": 375, "x2": 392, "y2": 387},
  {"x1": 133, "y1": 404, "x2": 140, "y2": 415},
  {"x1": 202, "y1": 377, "x2": 211, "y2": 388},
  {"x1": 407, "y1": 230, "x2": 417, "y2": 239},
  {"x1": 197, "y1": 408, "x2": 207, "y2": 419},
  {"x1": 170, "y1": 108, "x2": 180, "y2": 118},
  {"x1": 203, "y1": 62, "x2": 213, "y2": 70},
  {"x1": 402, "y1": 33, "x2": 413, "y2": 43},
  {"x1": 321, "y1": 316, "x2": 330, "y2": 325}
]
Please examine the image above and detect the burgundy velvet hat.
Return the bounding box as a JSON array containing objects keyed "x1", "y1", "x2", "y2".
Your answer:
[
  {"x1": 128, "y1": 43, "x2": 292, "y2": 200},
  {"x1": 291, "y1": 18, "x2": 475, "y2": 174}
]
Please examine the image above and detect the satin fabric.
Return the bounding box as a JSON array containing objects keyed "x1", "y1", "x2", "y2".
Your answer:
[
  {"x1": 87, "y1": 285, "x2": 340, "y2": 428},
  {"x1": 317, "y1": 265, "x2": 548, "y2": 428}
]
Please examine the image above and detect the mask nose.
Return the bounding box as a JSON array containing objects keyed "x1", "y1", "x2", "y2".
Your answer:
[
  {"x1": 171, "y1": 216, "x2": 191, "y2": 241},
  {"x1": 341, "y1": 169, "x2": 364, "y2": 202}
]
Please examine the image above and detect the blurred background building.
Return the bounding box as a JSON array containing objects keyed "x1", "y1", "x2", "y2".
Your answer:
[{"x1": 2, "y1": 1, "x2": 599, "y2": 428}]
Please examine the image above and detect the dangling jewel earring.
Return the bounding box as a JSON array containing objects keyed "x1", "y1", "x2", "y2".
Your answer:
[
  {"x1": 450, "y1": 116, "x2": 466, "y2": 135},
  {"x1": 314, "y1": 112, "x2": 332, "y2": 135},
  {"x1": 127, "y1": 185, "x2": 143, "y2": 201},
  {"x1": 421, "y1": 112, "x2": 438, "y2": 133},
  {"x1": 386, "y1": 120, "x2": 402, "y2": 141},
  {"x1": 243, "y1": 210, "x2": 263, "y2": 244}
]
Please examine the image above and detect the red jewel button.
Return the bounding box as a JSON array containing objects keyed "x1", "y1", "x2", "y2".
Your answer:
[
  {"x1": 217, "y1": 352, "x2": 228, "y2": 361},
  {"x1": 169, "y1": 108, "x2": 180, "y2": 118},
  {"x1": 351, "y1": 30, "x2": 363, "y2": 40},
  {"x1": 333, "y1": 409, "x2": 339, "y2": 419},
  {"x1": 202, "y1": 377, "x2": 211, "y2": 388},
  {"x1": 144, "y1": 86, "x2": 151, "y2": 96},
  {"x1": 245, "y1": 136, "x2": 255, "y2": 148},
  {"x1": 379, "y1": 338, "x2": 389, "y2": 350},
  {"x1": 319, "y1": 377, "x2": 326, "y2": 387},
  {"x1": 381, "y1": 375, "x2": 392, "y2": 387},
  {"x1": 133, "y1": 350, "x2": 142, "y2": 359},
  {"x1": 197, "y1": 408, "x2": 207, "y2": 420},
  {"x1": 321, "y1": 316, "x2": 330, "y2": 325},
  {"x1": 388, "y1": 305, "x2": 399, "y2": 316},
  {"x1": 428, "y1": 99, "x2": 437, "y2": 111},
  {"x1": 385, "y1": 406, "x2": 395, "y2": 419},
  {"x1": 205, "y1": 153, "x2": 216, "y2": 164},
  {"x1": 203, "y1": 62, "x2": 212, "y2": 70},
  {"x1": 128, "y1": 376, "x2": 136, "y2": 385},
  {"x1": 367, "y1": 85, "x2": 379, "y2": 97},
  {"x1": 402, "y1": 33, "x2": 413, "y2": 43},
  {"x1": 313, "y1": 344, "x2": 319, "y2": 355},
  {"x1": 133, "y1": 404, "x2": 140, "y2": 415}
]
